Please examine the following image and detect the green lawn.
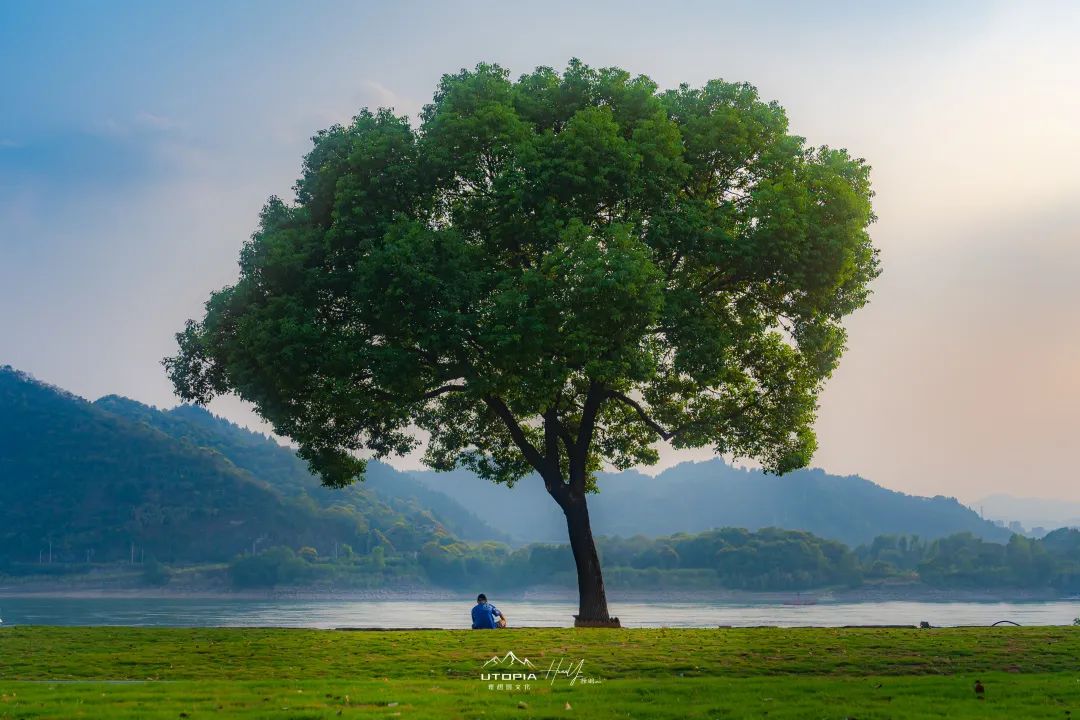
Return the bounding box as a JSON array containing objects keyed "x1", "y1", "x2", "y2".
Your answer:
[{"x1": 1, "y1": 626, "x2": 1078, "y2": 718}]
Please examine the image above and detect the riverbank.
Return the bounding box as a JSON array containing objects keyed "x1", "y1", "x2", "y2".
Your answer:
[
  {"x1": 1, "y1": 626, "x2": 1078, "y2": 718},
  {"x1": 0, "y1": 581, "x2": 1067, "y2": 604}
]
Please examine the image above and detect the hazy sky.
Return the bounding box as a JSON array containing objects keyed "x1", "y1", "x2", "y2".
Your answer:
[{"x1": 2, "y1": 1, "x2": 1078, "y2": 502}]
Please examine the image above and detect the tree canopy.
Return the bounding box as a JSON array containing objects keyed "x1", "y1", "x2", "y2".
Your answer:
[{"x1": 167, "y1": 59, "x2": 878, "y2": 500}]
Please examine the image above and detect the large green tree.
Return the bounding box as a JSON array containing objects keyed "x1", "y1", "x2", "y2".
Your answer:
[{"x1": 166, "y1": 60, "x2": 878, "y2": 624}]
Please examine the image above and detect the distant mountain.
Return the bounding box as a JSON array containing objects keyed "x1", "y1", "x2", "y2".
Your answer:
[
  {"x1": 0, "y1": 366, "x2": 461, "y2": 565},
  {"x1": 409, "y1": 459, "x2": 1014, "y2": 547}
]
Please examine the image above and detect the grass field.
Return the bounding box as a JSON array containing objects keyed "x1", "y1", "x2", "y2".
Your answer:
[{"x1": 1, "y1": 626, "x2": 1078, "y2": 718}]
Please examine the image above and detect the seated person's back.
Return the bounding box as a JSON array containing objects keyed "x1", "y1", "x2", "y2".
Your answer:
[{"x1": 471, "y1": 593, "x2": 503, "y2": 629}]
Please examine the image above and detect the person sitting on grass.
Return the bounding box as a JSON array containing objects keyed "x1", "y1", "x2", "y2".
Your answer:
[{"x1": 471, "y1": 593, "x2": 507, "y2": 629}]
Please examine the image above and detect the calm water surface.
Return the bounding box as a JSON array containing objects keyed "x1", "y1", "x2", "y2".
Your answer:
[{"x1": 1, "y1": 598, "x2": 1077, "y2": 628}]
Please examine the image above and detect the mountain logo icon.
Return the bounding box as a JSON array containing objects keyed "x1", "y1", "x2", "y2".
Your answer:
[{"x1": 483, "y1": 651, "x2": 535, "y2": 668}]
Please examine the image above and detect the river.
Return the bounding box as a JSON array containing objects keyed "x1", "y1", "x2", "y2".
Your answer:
[{"x1": 0, "y1": 598, "x2": 1077, "y2": 628}]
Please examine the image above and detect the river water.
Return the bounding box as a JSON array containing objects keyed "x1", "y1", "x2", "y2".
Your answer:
[{"x1": 0, "y1": 598, "x2": 1077, "y2": 628}]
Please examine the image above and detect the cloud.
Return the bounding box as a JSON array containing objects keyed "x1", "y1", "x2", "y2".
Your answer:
[
  {"x1": 134, "y1": 111, "x2": 181, "y2": 132},
  {"x1": 93, "y1": 111, "x2": 183, "y2": 138}
]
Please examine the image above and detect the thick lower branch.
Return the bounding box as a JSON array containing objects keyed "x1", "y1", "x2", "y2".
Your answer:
[{"x1": 483, "y1": 395, "x2": 547, "y2": 473}]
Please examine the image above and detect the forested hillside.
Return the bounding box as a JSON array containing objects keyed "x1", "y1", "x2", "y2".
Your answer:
[
  {"x1": 0, "y1": 367, "x2": 450, "y2": 566},
  {"x1": 95, "y1": 395, "x2": 506, "y2": 543}
]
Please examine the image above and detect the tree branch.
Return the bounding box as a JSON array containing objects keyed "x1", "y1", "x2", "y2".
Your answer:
[
  {"x1": 566, "y1": 381, "x2": 607, "y2": 493},
  {"x1": 693, "y1": 268, "x2": 739, "y2": 294},
  {"x1": 542, "y1": 408, "x2": 562, "y2": 470},
  {"x1": 540, "y1": 408, "x2": 570, "y2": 503},
  {"x1": 555, "y1": 416, "x2": 577, "y2": 458},
  {"x1": 609, "y1": 392, "x2": 676, "y2": 441},
  {"x1": 483, "y1": 396, "x2": 545, "y2": 471},
  {"x1": 575, "y1": 381, "x2": 607, "y2": 455},
  {"x1": 422, "y1": 384, "x2": 466, "y2": 400},
  {"x1": 483, "y1": 395, "x2": 569, "y2": 504}
]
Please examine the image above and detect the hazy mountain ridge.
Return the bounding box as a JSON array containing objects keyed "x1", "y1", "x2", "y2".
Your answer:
[{"x1": 408, "y1": 461, "x2": 1014, "y2": 547}]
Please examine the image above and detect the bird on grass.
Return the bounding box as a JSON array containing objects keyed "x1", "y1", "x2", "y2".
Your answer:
[{"x1": 974, "y1": 680, "x2": 985, "y2": 699}]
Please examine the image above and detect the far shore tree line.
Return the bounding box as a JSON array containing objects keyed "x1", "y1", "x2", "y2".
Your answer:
[
  {"x1": 232, "y1": 526, "x2": 1080, "y2": 592},
  {"x1": 6, "y1": 526, "x2": 1079, "y2": 595}
]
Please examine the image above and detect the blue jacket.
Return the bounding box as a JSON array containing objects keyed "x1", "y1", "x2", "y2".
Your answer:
[{"x1": 471, "y1": 601, "x2": 502, "y2": 629}]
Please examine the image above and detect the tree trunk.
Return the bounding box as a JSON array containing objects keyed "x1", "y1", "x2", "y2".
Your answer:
[{"x1": 560, "y1": 493, "x2": 620, "y2": 627}]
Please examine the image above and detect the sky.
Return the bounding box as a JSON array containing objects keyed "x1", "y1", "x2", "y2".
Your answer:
[{"x1": 2, "y1": 1, "x2": 1079, "y2": 502}]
